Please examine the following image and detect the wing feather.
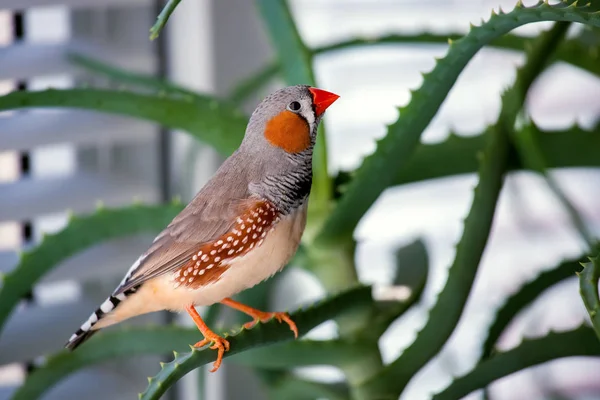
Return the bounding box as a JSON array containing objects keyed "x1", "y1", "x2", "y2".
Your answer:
[{"x1": 114, "y1": 155, "x2": 253, "y2": 294}]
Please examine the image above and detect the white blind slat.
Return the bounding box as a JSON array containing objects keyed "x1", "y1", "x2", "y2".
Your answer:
[
  {"x1": 0, "y1": 40, "x2": 154, "y2": 80},
  {"x1": 1, "y1": 0, "x2": 149, "y2": 12},
  {"x1": 0, "y1": 173, "x2": 158, "y2": 222},
  {"x1": 0, "y1": 111, "x2": 155, "y2": 152},
  {"x1": 0, "y1": 236, "x2": 152, "y2": 281}
]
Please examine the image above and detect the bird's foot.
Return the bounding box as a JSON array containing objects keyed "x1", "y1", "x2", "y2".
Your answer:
[
  {"x1": 194, "y1": 333, "x2": 230, "y2": 372},
  {"x1": 186, "y1": 304, "x2": 230, "y2": 372},
  {"x1": 242, "y1": 311, "x2": 298, "y2": 338}
]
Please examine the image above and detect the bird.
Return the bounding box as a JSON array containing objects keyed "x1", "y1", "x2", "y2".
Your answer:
[{"x1": 64, "y1": 84, "x2": 340, "y2": 372}]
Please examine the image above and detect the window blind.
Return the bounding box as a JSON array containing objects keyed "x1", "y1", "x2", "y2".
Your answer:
[{"x1": 0, "y1": 1, "x2": 165, "y2": 399}]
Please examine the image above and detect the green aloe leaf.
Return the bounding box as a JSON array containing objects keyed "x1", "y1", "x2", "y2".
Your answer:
[
  {"x1": 390, "y1": 123, "x2": 600, "y2": 187},
  {"x1": 313, "y1": 34, "x2": 600, "y2": 78},
  {"x1": 257, "y1": 0, "x2": 332, "y2": 210},
  {"x1": 356, "y1": 20, "x2": 569, "y2": 399},
  {"x1": 12, "y1": 328, "x2": 366, "y2": 400},
  {"x1": 0, "y1": 88, "x2": 247, "y2": 155},
  {"x1": 433, "y1": 325, "x2": 600, "y2": 400},
  {"x1": 0, "y1": 203, "x2": 183, "y2": 337},
  {"x1": 249, "y1": 26, "x2": 600, "y2": 105},
  {"x1": 317, "y1": 1, "x2": 600, "y2": 246},
  {"x1": 579, "y1": 256, "x2": 600, "y2": 340},
  {"x1": 243, "y1": 30, "x2": 599, "y2": 109},
  {"x1": 334, "y1": 123, "x2": 600, "y2": 195},
  {"x1": 68, "y1": 53, "x2": 198, "y2": 98},
  {"x1": 481, "y1": 258, "x2": 583, "y2": 359},
  {"x1": 140, "y1": 285, "x2": 373, "y2": 400},
  {"x1": 265, "y1": 371, "x2": 350, "y2": 400},
  {"x1": 232, "y1": 339, "x2": 371, "y2": 369}
]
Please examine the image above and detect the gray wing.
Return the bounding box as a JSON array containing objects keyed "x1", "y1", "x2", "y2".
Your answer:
[{"x1": 114, "y1": 157, "x2": 251, "y2": 294}]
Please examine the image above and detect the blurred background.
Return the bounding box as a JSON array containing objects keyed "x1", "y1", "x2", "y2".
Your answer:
[{"x1": 1, "y1": 0, "x2": 599, "y2": 399}]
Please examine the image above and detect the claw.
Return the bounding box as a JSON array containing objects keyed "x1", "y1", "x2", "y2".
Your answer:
[
  {"x1": 193, "y1": 334, "x2": 230, "y2": 372},
  {"x1": 242, "y1": 311, "x2": 298, "y2": 338},
  {"x1": 186, "y1": 304, "x2": 230, "y2": 373},
  {"x1": 221, "y1": 298, "x2": 299, "y2": 339}
]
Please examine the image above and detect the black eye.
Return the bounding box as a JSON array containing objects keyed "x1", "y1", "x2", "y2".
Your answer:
[{"x1": 288, "y1": 101, "x2": 301, "y2": 112}]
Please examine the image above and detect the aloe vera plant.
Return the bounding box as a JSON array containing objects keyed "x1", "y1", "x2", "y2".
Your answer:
[{"x1": 2, "y1": 1, "x2": 600, "y2": 399}]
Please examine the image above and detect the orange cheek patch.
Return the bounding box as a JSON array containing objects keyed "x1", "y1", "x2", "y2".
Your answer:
[{"x1": 264, "y1": 110, "x2": 311, "y2": 153}]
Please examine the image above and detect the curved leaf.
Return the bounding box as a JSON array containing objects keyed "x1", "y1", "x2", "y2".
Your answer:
[
  {"x1": 317, "y1": 1, "x2": 600, "y2": 246},
  {"x1": 314, "y1": 34, "x2": 600, "y2": 78},
  {"x1": 356, "y1": 20, "x2": 568, "y2": 399},
  {"x1": 336, "y1": 124, "x2": 600, "y2": 194},
  {"x1": 0, "y1": 88, "x2": 247, "y2": 155},
  {"x1": 140, "y1": 285, "x2": 373, "y2": 400},
  {"x1": 12, "y1": 329, "x2": 365, "y2": 400},
  {"x1": 11, "y1": 326, "x2": 198, "y2": 400},
  {"x1": 0, "y1": 203, "x2": 183, "y2": 337},
  {"x1": 433, "y1": 326, "x2": 600, "y2": 400},
  {"x1": 389, "y1": 123, "x2": 600, "y2": 187},
  {"x1": 579, "y1": 256, "x2": 600, "y2": 341},
  {"x1": 232, "y1": 339, "x2": 371, "y2": 369},
  {"x1": 242, "y1": 29, "x2": 599, "y2": 111},
  {"x1": 265, "y1": 372, "x2": 350, "y2": 400},
  {"x1": 481, "y1": 258, "x2": 583, "y2": 359},
  {"x1": 68, "y1": 53, "x2": 198, "y2": 98}
]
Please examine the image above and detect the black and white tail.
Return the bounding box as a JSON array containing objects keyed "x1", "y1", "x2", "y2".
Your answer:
[{"x1": 65, "y1": 288, "x2": 137, "y2": 350}]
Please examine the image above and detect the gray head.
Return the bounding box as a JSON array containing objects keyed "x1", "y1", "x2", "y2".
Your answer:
[
  {"x1": 240, "y1": 85, "x2": 339, "y2": 156},
  {"x1": 218, "y1": 85, "x2": 339, "y2": 213}
]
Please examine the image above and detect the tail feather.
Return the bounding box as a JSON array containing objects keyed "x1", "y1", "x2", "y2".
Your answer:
[
  {"x1": 65, "y1": 328, "x2": 97, "y2": 351},
  {"x1": 65, "y1": 289, "x2": 136, "y2": 351}
]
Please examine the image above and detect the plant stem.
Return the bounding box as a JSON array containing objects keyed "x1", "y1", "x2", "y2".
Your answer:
[{"x1": 150, "y1": 0, "x2": 181, "y2": 40}]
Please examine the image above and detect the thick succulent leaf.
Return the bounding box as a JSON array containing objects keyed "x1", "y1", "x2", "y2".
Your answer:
[
  {"x1": 149, "y1": 0, "x2": 181, "y2": 40},
  {"x1": 356, "y1": 20, "x2": 568, "y2": 399},
  {"x1": 68, "y1": 53, "x2": 198, "y2": 98},
  {"x1": 314, "y1": 34, "x2": 600, "y2": 78},
  {"x1": 433, "y1": 325, "x2": 600, "y2": 400},
  {"x1": 257, "y1": 0, "x2": 331, "y2": 209},
  {"x1": 317, "y1": 1, "x2": 600, "y2": 246},
  {"x1": 244, "y1": 30, "x2": 599, "y2": 109},
  {"x1": 11, "y1": 326, "x2": 198, "y2": 400},
  {"x1": 256, "y1": 0, "x2": 314, "y2": 87},
  {"x1": 0, "y1": 203, "x2": 183, "y2": 337},
  {"x1": 265, "y1": 372, "x2": 350, "y2": 400},
  {"x1": 390, "y1": 123, "x2": 600, "y2": 186},
  {"x1": 12, "y1": 328, "x2": 364, "y2": 400},
  {"x1": 481, "y1": 258, "x2": 583, "y2": 359},
  {"x1": 0, "y1": 88, "x2": 247, "y2": 155},
  {"x1": 579, "y1": 256, "x2": 600, "y2": 341},
  {"x1": 140, "y1": 285, "x2": 373, "y2": 400},
  {"x1": 232, "y1": 339, "x2": 371, "y2": 369}
]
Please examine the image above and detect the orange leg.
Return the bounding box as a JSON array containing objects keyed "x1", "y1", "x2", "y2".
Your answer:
[
  {"x1": 185, "y1": 305, "x2": 230, "y2": 372},
  {"x1": 220, "y1": 298, "x2": 298, "y2": 338}
]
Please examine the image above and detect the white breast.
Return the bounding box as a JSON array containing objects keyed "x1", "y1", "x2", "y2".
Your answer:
[{"x1": 189, "y1": 202, "x2": 307, "y2": 306}]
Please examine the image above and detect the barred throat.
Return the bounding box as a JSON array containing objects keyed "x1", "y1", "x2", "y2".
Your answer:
[{"x1": 260, "y1": 150, "x2": 313, "y2": 214}]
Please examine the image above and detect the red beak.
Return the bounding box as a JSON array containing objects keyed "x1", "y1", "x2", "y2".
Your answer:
[{"x1": 309, "y1": 87, "x2": 340, "y2": 117}]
